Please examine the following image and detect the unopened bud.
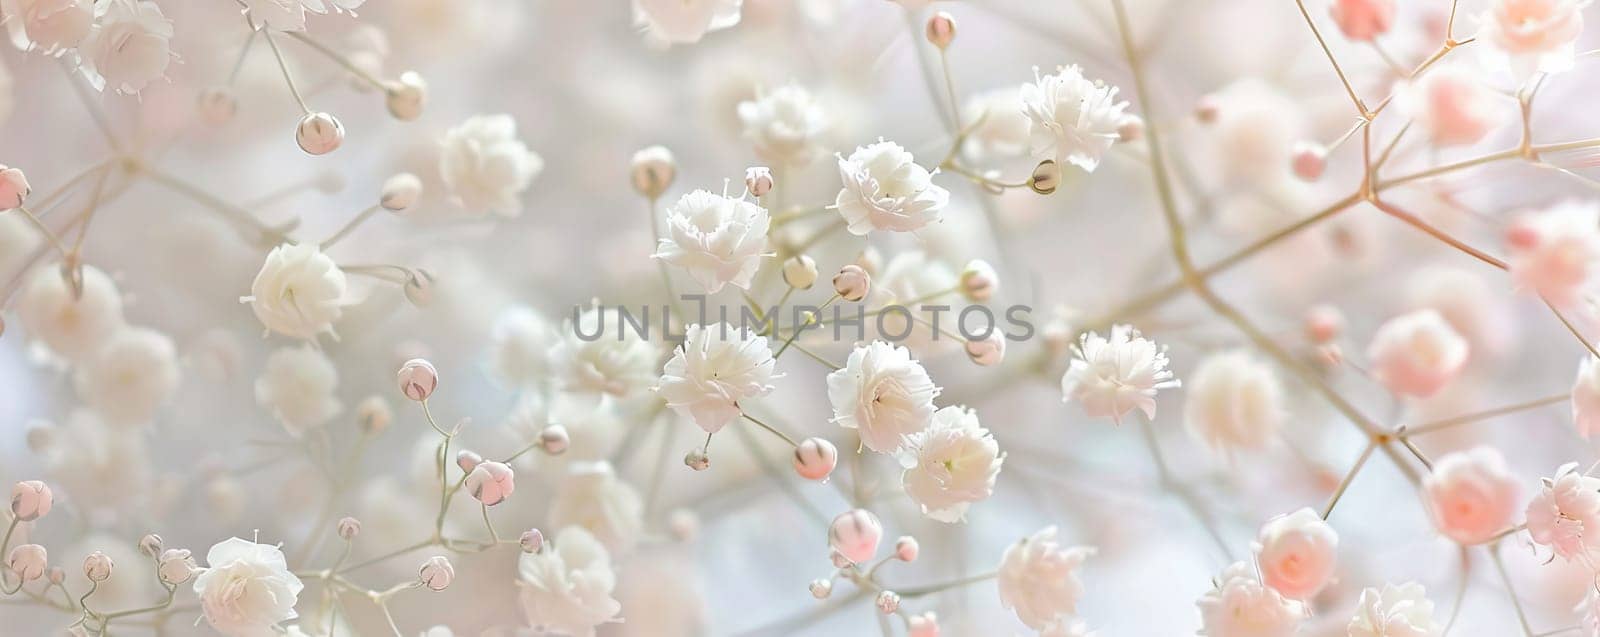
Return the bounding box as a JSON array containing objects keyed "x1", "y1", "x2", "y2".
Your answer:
[
  {"x1": 684, "y1": 449, "x2": 710, "y2": 471},
  {"x1": 783, "y1": 255, "x2": 818, "y2": 290},
  {"x1": 876, "y1": 590, "x2": 901, "y2": 614},
  {"x1": 83, "y1": 552, "x2": 113, "y2": 582},
  {"x1": 520, "y1": 528, "x2": 544, "y2": 553},
  {"x1": 397, "y1": 358, "x2": 438, "y2": 401},
  {"x1": 540, "y1": 425, "x2": 570, "y2": 455},
  {"x1": 810, "y1": 579, "x2": 833, "y2": 599},
  {"x1": 1029, "y1": 160, "x2": 1061, "y2": 195},
  {"x1": 138, "y1": 534, "x2": 164, "y2": 558},
  {"x1": 745, "y1": 166, "x2": 773, "y2": 198},
  {"x1": 337, "y1": 517, "x2": 362, "y2": 541},
  {"x1": 630, "y1": 146, "x2": 676, "y2": 199},
  {"x1": 832, "y1": 265, "x2": 871, "y2": 302},
  {"x1": 11, "y1": 481, "x2": 52, "y2": 521},
  {"x1": 418, "y1": 556, "x2": 454, "y2": 591},
  {"x1": 295, "y1": 112, "x2": 345, "y2": 156},
  {"x1": 894, "y1": 536, "x2": 919, "y2": 562},
  {"x1": 380, "y1": 173, "x2": 423, "y2": 211},
  {"x1": 925, "y1": 11, "x2": 956, "y2": 49}
]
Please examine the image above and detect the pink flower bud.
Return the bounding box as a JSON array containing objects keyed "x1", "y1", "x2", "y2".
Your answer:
[
  {"x1": 908, "y1": 612, "x2": 940, "y2": 637},
  {"x1": 1117, "y1": 115, "x2": 1145, "y2": 142},
  {"x1": 196, "y1": 87, "x2": 237, "y2": 126},
  {"x1": 631, "y1": 146, "x2": 676, "y2": 199},
  {"x1": 456, "y1": 450, "x2": 484, "y2": 473},
  {"x1": 809, "y1": 579, "x2": 833, "y2": 599},
  {"x1": 295, "y1": 112, "x2": 345, "y2": 156},
  {"x1": 540, "y1": 425, "x2": 570, "y2": 455},
  {"x1": 964, "y1": 332, "x2": 1006, "y2": 367},
  {"x1": 1304, "y1": 304, "x2": 1345, "y2": 344},
  {"x1": 1291, "y1": 141, "x2": 1327, "y2": 181},
  {"x1": 397, "y1": 358, "x2": 438, "y2": 401},
  {"x1": 520, "y1": 528, "x2": 544, "y2": 553},
  {"x1": 8, "y1": 544, "x2": 47, "y2": 581},
  {"x1": 1330, "y1": 0, "x2": 1395, "y2": 41},
  {"x1": 1505, "y1": 218, "x2": 1541, "y2": 250},
  {"x1": 82, "y1": 551, "x2": 113, "y2": 582},
  {"x1": 924, "y1": 11, "x2": 956, "y2": 49},
  {"x1": 157, "y1": 549, "x2": 196, "y2": 585},
  {"x1": 894, "y1": 536, "x2": 920, "y2": 562},
  {"x1": 1194, "y1": 95, "x2": 1220, "y2": 124},
  {"x1": 833, "y1": 265, "x2": 871, "y2": 302},
  {"x1": 959, "y1": 260, "x2": 996, "y2": 301},
  {"x1": 745, "y1": 166, "x2": 774, "y2": 198},
  {"x1": 138, "y1": 534, "x2": 163, "y2": 558},
  {"x1": 684, "y1": 448, "x2": 711, "y2": 471},
  {"x1": 337, "y1": 517, "x2": 362, "y2": 540},
  {"x1": 11, "y1": 481, "x2": 52, "y2": 521},
  {"x1": 828, "y1": 509, "x2": 883, "y2": 564},
  {"x1": 384, "y1": 71, "x2": 427, "y2": 121},
  {"x1": 875, "y1": 590, "x2": 901, "y2": 614},
  {"x1": 380, "y1": 173, "x2": 423, "y2": 211},
  {"x1": 418, "y1": 555, "x2": 454, "y2": 591},
  {"x1": 464, "y1": 461, "x2": 515, "y2": 506},
  {"x1": 792, "y1": 438, "x2": 838, "y2": 481},
  {"x1": 0, "y1": 165, "x2": 31, "y2": 210}
]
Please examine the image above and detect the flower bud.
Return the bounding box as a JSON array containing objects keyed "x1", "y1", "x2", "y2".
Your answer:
[
  {"x1": 456, "y1": 450, "x2": 484, "y2": 473},
  {"x1": 1291, "y1": 141, "x2": 1327, "y2": 182},
  {"x1": 964, "y1": 332, "x2": 1006, "y2": 366},
  {"x1": 783, "y1": 255, "x2": 818, "y2": 290},
  {"x1": 745, "y1": 166, "x2": 774, "y2": 198},
  {"x1": 337, "y1": 517, "x2": 362, "y2": 541},
  {"x1": 908, "y1": 612, "x2": 940, "y2": 637},
  {"x1": 875, "y1": 590, "x2": 901, "y2": 614},
  {"x1": 384, "y1": 71, "x2": 427, "y2": 121},
  {"x1": 894, "y1": 536, "x2": 919, "y2": 562},
  {"x1": 82, "y1": 551, "x2": 113, "y2": 582},
  {"x1": 833, "y1": 265, "x2": 871, "y2": 302},
  {"x1": 630, "y1": 146, "x2": 676, "y2": 199},
  {"x1": 464, "y1": 461, "x2": 516, "y2": 506},
  {"x1": 925, "y1": 11, "x2": 956, "y2": 49},
  {"x1": 418, "y1": 555, "x2": 454, "y2": 591},
  {"x1": 357, "y1": 395, "x2": 393, "y2": 434},
  {"x1": 959, "y1": 259, "x2": 997, "y2": 301},
  {"x1": 1305, "y1": 304, "x2": 1345, "y2": 344},
  {"x1": 397, "y1": 358, "x2": 438, "y2": 401},
  {"x1": 539, "y1": 425, "x2": 570, "y2": 455},
  {"x1": 684, "y1": 448, "x2": 710, "y2": 471},
  {"x1": 519, "y1": 528, "x2": 544, "y2": 553},
  {"x1": 829, "y1": 550, "x2": 852, "y2": 569},
  {"x1": 380, "y1": 173, "x2": 423, "y2": 211},
  {"x1": 295, "y1": 112, "x2": 345, "y2": 156},
  {"x1": 1029, "y1": 159, "x2": 1061, "y2": 195},
  {"x1": 1117, "y1": 115, "x2": 1144, "y2": 142},
  {"x1": 809, "y1": 579, "x2": 833, "y2": 599},
  {"x1": 0, "y1": 165, "x2": 30, "y2": 210},
  {"x1": 828, "y1": 509, "x2": 882, "y2": 564},
  {"x1": 8, "y1": 544, "x2": 47, "y2": 581},
  {"x1": 47, "y1": 566, "x2": 65, "y2": 585},
  {"x1": 11, "y1": 481, "x2": 52, "y2": 521},
  {"x1": 138, "y1": 534, "x2": 163, "y2": 558},
  {"x1": 404, "y1": 269, "x2": 435, "y2": 308},
  {"x1": 196, "y1": 87, "x2": 238, "y2": 126},
  {"x1": 157, "y1": 549, "x2": 196, "y2": 585},
  {"x1": 1195, "y1": 95, "x2": 1220, "y2": 123},
  {"x1": 792, "y1": 438, "x2": 838, "y2": 481}
]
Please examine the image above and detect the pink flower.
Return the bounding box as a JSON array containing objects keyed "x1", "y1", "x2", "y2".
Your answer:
[
  {"x1": 0, "y1": 165, "x2": 29, "y2": 209},
  {"x1": 1507, "y1": 200, "x2": 1600, "y2": 307},
  {"x1": 1527, "y1": 462, "x2": 1600, "y2": 565},
  {"x1": 1197, "y1": 561, "x2": 1303, "y2": 637},
  {"x1": 1401, "y1": 66, "x2": 1503, "y2": 146},
  {"x1": 1423, "y1": 447, "x2": 1520, "y2": 544},
  {"x1": 1366, "y1": 309, "x2": 1469, "y2": 398},
  {"x1": 1253, "y1": 508, "x2": 1338, "y2": 600},
  {"x1": 464, "y1": 461, "x2": 515, "y2": 506},
  {"x1": 1477, "y1": 0, "x2": 1590, "y2": 80},
  {"x1": 828, "y1": 509, "x2": 882, "y2": 564},
  {"x1": 1329, "y1": 0, "x2": 1395, "y2": 41},
  {"x1": 1574, "y1": 356, "x2": 1600, "y2": 438}
]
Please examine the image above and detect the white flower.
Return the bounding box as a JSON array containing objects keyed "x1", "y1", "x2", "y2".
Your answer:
[
  {"x1": 79, "y1": 0, "x2": 173, "y2": 94},
  {"x1": 16, "y1": 263, "x2": 125, "y2": 361},
  {"x1": 1366, "y1": 309, "x2": 1469, "y2": 398},
  {"x1": 652, "y1": 190, "x2": 772, "y2": 293},
  {"x1": 3, "y1": 0, "x2": 92, "y2": 55},
  {"x1": 1182, "y1": 351, "x2": 1285, "y2": 455},
  {"x1": 1197, "y1": 562, "x2": 1302, "y2": 637},
  {"x1": 1576, "y1": 356, "x2": 1600, "y2": 438},
  {"x1": 1040, "y1": 617, "x2": 1098, "y2": 637},
  {"x1": 74, "y1": 326, "x2": 180, "y2": 426},
  {"x1": 1423, "y1": 446, "x2": 1520, "y2": 545},
  {"x1": 548, "y1": 462, "x2": 645, "y2": 554},
  {"x1": 518, "y1": 526, "x2": 621, "y2": 637},
  {"x1": 997, "y1": 526, "x2": 1095, "y2": 629},
  {"x1": 962, "y1": 88, "x2": 1032, "y2": 162},
  {"x1": 1060, "y1": 325, "x2": 1179, "y2": 424},
  {"x1": 419, "y1": 628, "x2": 454, "y2": 637},
  {"x1": 900, "y1": 405, "x2": 1004, "y2": 522},
  {"x1": 194, "y1": 538, "x2": 304, "y2": 637},
  {"x1": 826, "y1": 340, "x2": 941, "y2": 454},
  {"x1": 1252, "y1": 508, "x2": 1337, "y2": 600},
  {"x1": 1507, "y1": 200, "x2": 1600, "y2": 307},
  {"x1": 631, "y1": 0, "x2": 741, "y2": 45},
  {"x1": 737, "y1": 83, "x2": 827, "y2": 164},
  {"x1": 656, "y1": 322, "x2": 778, "y2": 433},
  {"x1": 1527, "y1": 462, "x2": 1600, "y2": 565},
  {"x1": 834, "y1": 140, "x2": 948, "y2": 235},
  {"x1": 1347, "y1": 582, "x2": 1442, "y2": 637},
  {"x1": 254, "y1": 346, "x2": 343, "y2": 436},
  {"x1": 487, "y1": 306, "x2": 559, "y2": 389},
  {"x1": 244, "y1": 243, "x2": 347, "y2": 340},
  {"x1": 241, "y1": 0, "x2": 363, "y2": 31},
  {"x1": 1020, "y1": 65, "x2": 1128, "y2": 172},
  {"x1": 439, "y1": 114, "x2": 543, "y2": 217},
  {"x1": 554, "y1": 306, "x2": 660, "y2": 402},
  {"x1": 1477, "y1": 0, "x2": 1591, "y2": 81}
]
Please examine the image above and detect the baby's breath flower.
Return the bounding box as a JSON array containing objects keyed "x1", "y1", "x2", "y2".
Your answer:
[
  {"x1": 255, "y1": 346, "x2": 342, "y2": 436},
  {"x1": 1346, "y1": 582, "x2": 1441, "y2": 637},
  {"x1": 900, "y1": 406, "x2": 1004, "y2": 523},
  {"x1": 737, "y1": 83, "x2": 827, "y2": 165},
  {"x1": 1020, "y1": 65, "x2": 1128, "y2": 173},
  {"x1": 653, "y1": 190, "x2": 772, "y2": 294},
  {"x1": 439, "y1": 114, "x2": 543, "y2": 217},
  {"x1": 518, "y1": 526, "x2": 622, "y2": 637},
  {"x1": 1060, "y1": 325, "x2": 1179, "y2": 424},
  {"x1": 834, "y1": 141, "x2": 948, "y2": 235},
  {"x1": 656, "y1": 322, "x2": 778, "y2": 433},
  {"x1": 997, "y1": 527, "x2": 1095, "y2": 630},
  {"x1": 827, "y1": 341, "x2": 940, "y2": 454}
]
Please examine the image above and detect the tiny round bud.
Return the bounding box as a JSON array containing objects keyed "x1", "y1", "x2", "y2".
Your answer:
[
  {"x1": 964, "y1": 332, "x2": 1006, "y2": 366},
  {"x1": 833, "y1": 265, "x2": 871, "y2": 302},
  {"x1": 138, "y1": 534, "x2": 164, "y2": 558},
  {"x1": 1117, "y1": 115, "x2": 1145, "y2": 142},
  {"x1": 875, "y1": 590, "x2": 901, "y2": 614},
  {"x1": 828, "y1": 509, "x2": 883, "y2": 564},
  {"x1": 894, "y1": 536, "x2": 919, "y2": 562},
  {"x1": 829, "y1": 550, "x2": 852, "y2": 569},
  {"x1": 82, "y1": 551, "x2": 113, "y2": 582},
  {"x1": 397, "y1": 358, "x2": 438, "y2": 401},
  {"x1": 380, "y1": 173, "x2": 423, "y2": 211},
  {"x1": 668, "y1": 509, "x2": 700, "y2": 542},
  {"x1": 196, "y1": 87, "x2": 238, "y2": 126},
  {"x1": 357, "y1": 395, "x2": 393, "y2": 434},
  {"x1": 383, "y1": 71, "x2": 427, "y2": 121},
  {"x1": 337, "y1": 517, "x2": 362, "y2": 541},
  {"x1": 418, "y1": 555, "x2": 455, "y2": 591},
  {"x1": 519, "y1": 528, "x2": 544, "y2": 554},
  {"x1": 539, "y1": 425, "x2": 570, "y2": 455},
  {"x1": 295, "y1": 112, "x2": 345, "y2": 156},
  {"x1": 0, "y1": 165, "x2": 31, "y2": 210},
  {"x1": 908, "y1": 612, "x2": 940, "y2": 637},
  {"x1": 1195, "y1": 95, "x2": 1220, "y2": 123},
  {"x1": 792, "y1": 438, "x2": 838, "y2": 481},
  {"x1": 47, "y1": 566, "x2": 65, "y2": 585},
  {"x1": 7, "y1": 544, "x2": 47, "y2": 581},
  {"x1": 1029, "y1": 160, "x2": 1061, "y2": 195},
  {"x1": 959, "y1": 259, "x2": 997, "y2": 301},
  {"x1": 809, "y1": 579, "x2": 833, "y2": 599},
  {"x1": 157, "y1": 549, "x2": 196, "y2": 585},
  {"x1": 464, "y1": 461, "x2": 516, "y2": 506},
  {"x1": 1291, "y1": 141, "x2": 1328, "y2": 181},
  {"x1": 456, "y1": 450, "x2": 484, "y2": 473},
  {"x1": 924, "y1": 11, "x2": 956, "y2": 49},
  {"x1": 783, "y1": 255, "x2": 818, "y2": 290},
  {"x1": 11, "y1": 481, "x2": 53, "y2": 522},
  {"x1": 745, "y1": 166, "x2": 774, "y2": 198},
  {"x1": 684, "y1": 448, "x2": 711, "y2": 471},
  {"x1": 404, "y1": 269, "x2": 435, "y2": 308},
  {"x1": 630, "y1": 145, "x2": 676, "y2": 199},
  {"x1": 1304, "y1": 304, "x2": 1345, "y2": 344}
]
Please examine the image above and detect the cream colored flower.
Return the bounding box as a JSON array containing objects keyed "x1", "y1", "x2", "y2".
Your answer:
[
  {"x1": 962, "y1": 88, "x2": 1032, "y2": 162},
  {"x1": 487, "y1": 306, "x2": 559, "y2": 390},
  {"x1": 244, "y1": 243, "x2": 347, "y2": 340},
  {"x1": 2, "y1": 0, "x2": 92, "y2": 55},
  {"x1": 834, "y1": 140, "x2": 948, "y2": 235},
  {"x1": 1060, "y1": 325, "x2": 1179, "y2": 424},
  {"x1": 1477, "y1": 0, "x2": 1591, "y2": 80},
  {"x1": 79, "y1": 0, "x2": 173, "y2": 94},
  {"x1": 518, "y1": 526, "x2": 621, "y2": 637},
  {"x1": 900, "y1": 406, "x2": 1003, "y2": 523},
  {"x1": 554, "y1": 306, "x2": 660, "y2": 402},
  {"x1": 16, "y1": 263, "x2": 125, "y2": 361},
  {"x1": 194, "y1": 537, "x2": 304, "y2": 636},
  {"x1": 74, "y1": 326, "x2": 180, "y2": 426},
  {"x1": 997, "y1": 526, "x2": 1095, "y2": 629},
  {"x1": 632, "y1": 0, "x2": 741, "y2": 45},
  {"x1": 254, "y1": 346, "x2": 342, "y2": 436},
  {"x1": 1020, "y1": 65, "x2": 1128, "y2": 172},
  {"x1": 1182, "y1": 351, "x2": 1285, "y2": 456},
  {"x1": 653, "y1": 190, "x2": 772, "y2": 293},
  {"x1": 1196, "y1": 561, "x2": 1303, "y2": 637},
  {"x1": 737, "y1": 83, "x2": 827, "y2": 164},
  {"x1": 826, "y1": 340, "x2": 940, "y2": 454},
  {"x1": 548, "y1": 462, "x2": 644, "y2": 554},
  {"x1": 439, "y1": 114, "x2": 543, "y2": 217},
  {"x1": 656, "y1": 323, "x2": 777, "y2": 433},
  {"x1": 1347, "y1": 582, "x2": 1442, "y2": 637}
]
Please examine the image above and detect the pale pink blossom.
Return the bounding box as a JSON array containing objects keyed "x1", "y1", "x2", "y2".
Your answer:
[
  {"x1": 1366, "y1": 309, "x2": 1469, "y2": 398},
  {"x1": 1347, "y1": 582, "x2": 1442, "y2": 637},
  {"x1": 1329, "y1": 0, "x2": 1395, "y2": 41},
  {"x1": 1401, "y1": 66, "x2": 1503, "y2": 146},
  {"x1": 1527, "y1": 463, "x2": 1600, "y2": 565},
  {"x1": 1060, "y1": 325, "x2": 1179, "y2": 424},
  {"x1": 1507, "y1": 200, "x2": 1600, "y2": 307},
  {"x1": 1477, "y1": 0, "x2": 1591, "y2": 80},
  {"x1": 1423, "y1": 446, "x2": 1520, "y2": 544},
  {"x1": 997, "y1": 526, "x2": 1095, "y2": 629},
  {"x1": 1197, "y1": 561, "x2": 1303, "y2": 637},
  {"x1": 1252, "y1": 508, "x2": 1338, "y2": 600},
  {"x1": 464, "y1": 461, "x2": 515, "y2": 506}
]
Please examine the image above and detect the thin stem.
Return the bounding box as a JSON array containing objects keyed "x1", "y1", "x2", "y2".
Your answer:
[
  {"x1": 1403, "y1": 394, "x2": 1569, "y2": 437},
  {"x1": 285, "y1": 31, "x2": 388, "y2": 91},
  {"x1": 1322, "y1": 441, "x2": 1377, "y2": 519},
  {"x1": 11, "y1": 207, "x2": 69, "y2": 258},
  {"x1": 262, "y1": 29, "x2": 312, "y2": 115},
  {"x1": 320, "y1": 204, "x2": 383, "y2": 250},
  {"x1": 1490, "y1": 542, "x2": 1536, "y2": 636},
  {"x1": 741, "y1": 413, "x2": 799, "y2": 447},
  {"x1": 1291, "y1": 0, "x2": 1369, "y2": 117}
]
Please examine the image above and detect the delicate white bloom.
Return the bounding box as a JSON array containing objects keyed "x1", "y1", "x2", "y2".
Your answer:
[
  {"x1": 244, "y1": 243, "x2": 347, "y2": 340},
  {"x1": 874, "y1": 250, "x2": 958, "y2": 345},
  {"x1": 254, "y1": 346, "x2": 343, "y2": 436},
  {"x1": 1527, "y1": 462, "x2": 1600, "y2": 565},
  {"x1": 518, "y1": 526, "x2": 622, "y2": 637},
  {"x1": 240, "y1": 0, "x2": 363, "y2": 32},
  {"x1": 962, "y1": 88, "x2": 1032, "y2": 162},
  {"x1": 1578, "y1": 588, "x2": 1600, "y2": 637},
  {"x1": 1575, "y1": 356, "x2": 1600, "y2": 438},
  {"x1": 487, "y1": 306, "x2": 559, "y2": 389},
  {"x1": 3, "y1": 0, "x2": 92, "y2": 55},
  {"x1": 834, "y1": 140, "x2": 948, "y2": 235},
  {"x1": 74, "y1": 327, "x2": 180, "y2": 426},
  {"x1": 17, "y1": 263, "x2": 125, "y2": 361},
  {"x1": 997, "y1": 526, "x2": 1095, "y2": 629},
  {"x1": 1182, "y1": 351, "x2": 1285, "y2": 456},
  {"x1": 1507, "y1": 200, "x2": 1600, "y2": 307},
  {"x1": 79, "y1": 0, "x2": 173, "y2": 94},
  {"x1": 1366, "y1": 309, "x2": 1469, "y2": 398},
  {"x1": 439, "y1": 114, "x2": 543, "y2": 217},
  {"x1": 737, "y1": 83, "x2": 827, "y2": 164},
  {"x1": 194, "y1": 538, "x2": 304, "y2": 637},
  {"x1": 548, "y1": 462, "x2": 644, "y2": 554},
  {"x1": 1477, "y1": 0, "x2": 1591, "y2": 81},
  {"x1": 632, "y1": 0, "x2": 741, "y2": 45},
  {"x1": 1423, "y1": 446, "x2": 1520, "y2": 545},
  {"x1": 1347, "y1": 582, "x2": 1442, "y2": 637},
  {"x1": 656, "y1": 322, "x2": 777, "y2": 433},
  {"x1": 652, "y1": 190, "x2": 772, "y2": 293},
  {"x1": 1400, "y1": 66, "x2": 1503, "y2": 147},
  {"x1": 900, "y1": 406, "x2": 1004, "y2": 522},
  {"x1": 1019, "y1": 65, "x2": 1128, "y2": 172},
  {"x1": 1252, "y1": 508, "x2": 1337, "y2": 600},
  {"x1": 553, "y1": 306, "x2": 660, "y2": 402},
  {"x1": 826, "y1": 341, "x2": 940, "y2": 453},
  {"x1": 1197, "y1": 562, "x2": 1302, "y2": 637},
  {"x1": 1060, "y1": 325, "x2": 1179, "y2": 424}
]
